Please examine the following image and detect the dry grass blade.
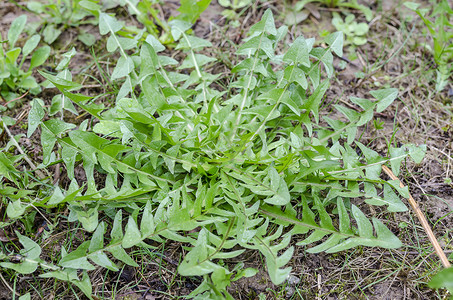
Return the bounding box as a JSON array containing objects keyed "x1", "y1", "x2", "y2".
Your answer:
[
  {"x1": 0, "y1": 272, "x2": 19, "y2": 297},
  {"x1": 1, "y1": 120, "x2": 47, "y2": 180},
  {"x1": 381, "y1": 165, "x2": 451, "y2": 268}
]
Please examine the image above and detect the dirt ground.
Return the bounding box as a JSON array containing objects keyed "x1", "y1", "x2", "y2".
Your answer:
[{"x1": 0, "y1": 0, "x2": 452, "y2": 299}]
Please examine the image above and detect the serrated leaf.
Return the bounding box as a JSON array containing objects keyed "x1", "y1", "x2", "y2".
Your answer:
[
  {"x1": 88, "y1": 251, "x2": 118, "y2": 272},
  {"x1": 304, "y1": 80, "x2": 329, "y2": 123},
  {"x1": 351, "y1": 205, "x2": 373, "y2": 238},
  {"x1": 19, "y1": 293, "x2": 31, "y2": 300},
  {"x1": 178, "y1": 229, "x2": 221, "y2": 276},
  {"x1": 108, "y1": 245, "x2": 139, "y2": 267},
  {"x1": 371, "y1": 88, "x2": 398, "y2": 113},
  {"x1": 89, "y1": 222, "x2": 105, "y2": 252},
  {"x1": 39, "y1": 70, "x2": 82, "y2": 90},
  {"x1": 99, "y1": 13, "x2": 123, "y2": 35},
  {"x1": 111, "y1": 56, "x2": 134, "y2": 80},
  {"x1": 283, "y1": 36, "x2": 310, "y2": 67},
  {"x1": 382, "y1": 184, "x2": 408, "y2": 212},
  {"x1": 122, "y1": 216, "x2": 142, "y2": 248},
  {"x1": 325, "y1": 31, "x2": 343, "y2": 57},
  {"x1": 27, "y1": 99, "x2": 45, "y2": 137},
  {"x1": 249, "y1": 9, "x2": 277, "y2": 36},
  {"x1": 140, "y1": 201, "x2": 155, "y2": 237},
  {"x1": 406, "y1": 144, "x2": 426, "y2": 164},
  {"x1": 43, "y1": 25, "x2": 62, "y2": 44},
  {"x1": 177, "y1": 0, "x2": 212, "y2": 23},
  {"x1": 59, "y1": 242, "x2": 95, "y2": 270},
  {"x1": 6, "y1": 200, "x2": 26, "y2": 219},
  {"x1": 169, "y1": 20, "x2": 192, "y2": 41},
  {"x1": 389, "y1": 146, "x2": 406, "y2": 176},
  {"x1": 372, "y1": 218, "x2": 402, "y2": 248},
  {"x1": 48, "y1": 187, "x2": 65, "y2": 205}
]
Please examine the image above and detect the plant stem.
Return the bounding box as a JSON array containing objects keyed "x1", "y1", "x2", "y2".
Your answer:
[{"x1": 382, "y1": 165, "x2": 451, "y2": 268}]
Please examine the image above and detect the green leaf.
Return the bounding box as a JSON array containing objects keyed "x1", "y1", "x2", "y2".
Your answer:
[
  {"x1": 122, "y1": 216, "x2": 142, "y2": 248},
  {"x1": 365, "y1": 184, "x2": 407, "y2": 212},
  {"x1": 178, "y1": 229, "x2": 223, "y2": 276},
  {"x1": 99, "y1": 13, "x2": 123, "y2": 35},
  {"x1": 176, "y1": 35, "x2": 212, "y2": 51},
  {"x1": 372, "y1": 218, "x2": 402, "y2": 249},
  {"x1": 179, "y1": 54, "x2": 216, "y2": 69},
  {"x1": 59, "y1": 242, "x2": 96, "y2": 270},
  {"x1": 177, "y1": 0, "x2": 212, "y2": 23},
  {"x1": 17, "y1": 10, "x2": 410, "y2": 296},
  {"x1": 110, "y1": 210, "x2": 123, "y2": 241},
  {"x1": 249, "y1": 9, "x2": 277, "y2": 36},
  {"x1": 6, "y1": 48, "x2": 21, "y2": 64},
  {"x1": 169, "y1": 20, "x2": 192, "y2": 41},
  {"x1": 39, "y1": 70, "x2": 82, "y2": 90},
  {"x1": 311, "y1": 48, "x2": 334, "y2": 78},
  {"x1": 284, "y1": 65, "x2": 308, "y2": 91},
  {"x1": 22, "y1": 35, "x2": 41, "y2": 58},
  {"x1": 428, "y1": 267, "x2": 453, "y2": 294},
  {"x1": 27, "y1": 99, "x2": 45, "y2": 137},
  {"x1": 371, "y1": 88, "x2": 398, "y2": 113},
  {"x1": 111, "y1": 56, "x2": 134, "y2": 80},
  {"x1": 6, "y1": 200, "x2": 26, "y2": 219},
  {"x1": 325, "y1": 31, "x2": 343, "y2": 57},
  {"x1": 403, "y1": 2, "x2": 420, "y2": 10},
  {"x1": 140, "y1": 201, "x2": 155, "y2": 237},
  {"x1": 79, "y1": 0, "x2": 101, "y2": 11},
  {"x1": 88, "y1": 251, "x2": 119, "y2": 272},
  {"x1": 0, "y1": 232, "x2": 41, "y2": 274},
  {"x1": 238, "y1": 35, "x2": 274, "y2": 58},
  {"x1": 389, "y1": 146, "x2": 406, "y2": 176},
  {"x1": 19, "y1": 293, "x2": 31, "y2": 300},
  {"x1": 48, "y1": 187, "x2": 65, "y2": 205},
  {"x1": 8, "y1": 15, "x2": 27, "y2": 48},
  {"x1": 78, "y1": 33, "x2": 96, "y2": 46},
  {"x1": 283, "y1": 36, "x2": 310, "y2": 67},
  {"x1": 17, "y1": 231, "x2": 41, "y2": 259},
  {"x1": 74, "y1": 271, "x2": 93, "y2": 300},
  {"x1": 29, "y1": 46, "x2": 51, "y2": 70},
  {"x1": 351, "y1": 205, "x2": 373, "y2": 238},
  {"x1": 43, "y1": 25, "x2": 62, "y2": 44},
  {"x1": 406, "y1": 144, "x2": 426, "y2": 164},
  {"x1": 264, "y1": 169, "x2": 291, "y2": 205},
  {"x1": 89, "y1": 222, "x2": 105, "y2": 252},
  {"x1": 304, "y1": 80, "x2": 329, "y2": 123},
  {"x1": 56, "y1": 48, "x2": 77, "y2": 71}
]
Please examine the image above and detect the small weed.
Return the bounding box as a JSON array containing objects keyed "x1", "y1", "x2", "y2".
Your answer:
[
  {"x1": 404, "y1": 0, "x2": 453, "y2": 91},
  {"x1": 332, "y1": 13, "x2": 369, "y2": 46},
  {"x1": 0, "y1": 15, "x2": 50, "y2": 103},
  {"x1": 27, "y1": 0, "x2": 99, "y2": 46},
  {"x1": 295, "y1": 0, "x2": 372, "y2": 21}
]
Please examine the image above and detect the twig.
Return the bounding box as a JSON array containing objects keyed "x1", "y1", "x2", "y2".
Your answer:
[
  {"x1": 430, "y1": 145, "x2": 453, "y2": 162},
  {"x1": 4, "y1": 91, "x2": 29, "y2": 106},
  {"x1": 382, "y1": 165, "x2": 451, "y2": 268}
]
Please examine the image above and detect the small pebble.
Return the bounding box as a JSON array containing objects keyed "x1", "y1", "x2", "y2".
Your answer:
[
  {"x1": 286, "y1": 274, "x2": 301, "y2": 285},
  {"x1": 285, "y1": 286, "x2": 295, "y2": 298}
]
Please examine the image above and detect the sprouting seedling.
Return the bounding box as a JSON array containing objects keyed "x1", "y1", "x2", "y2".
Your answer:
[{"x1": 332, "y1": 13, "x2": 369, "y2": 46}]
